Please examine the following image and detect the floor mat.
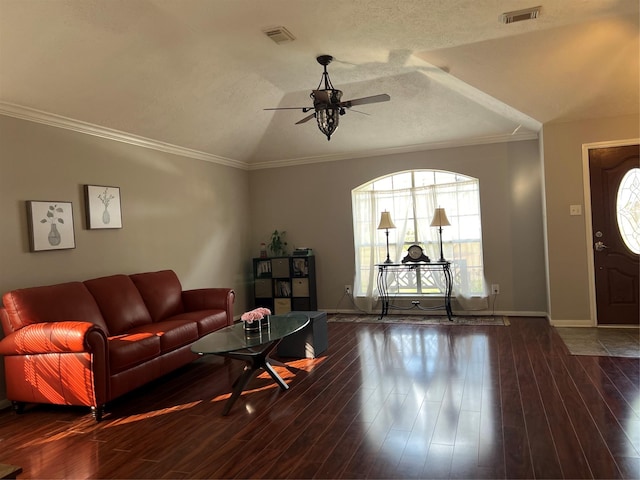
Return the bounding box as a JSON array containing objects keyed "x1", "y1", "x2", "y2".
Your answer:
[{"x1": 328, "y1": 313, "x2": 509, "y2": 326}]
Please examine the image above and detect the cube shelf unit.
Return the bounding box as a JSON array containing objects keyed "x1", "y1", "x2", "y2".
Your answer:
[{"x1": 253, "y1": 256, "x2": 317, "y2": 314}]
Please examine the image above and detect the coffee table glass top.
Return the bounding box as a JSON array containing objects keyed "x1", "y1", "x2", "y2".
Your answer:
[{"x1": 191, "y1": 313, "x2": 309, "y2": 354}]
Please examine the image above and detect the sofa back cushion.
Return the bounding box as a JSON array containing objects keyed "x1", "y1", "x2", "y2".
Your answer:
[
  {"x1": 1, "y1": 282, "x2": 109, "y2": 333},
  {"x1": 84, "y1": 275, "x2": 153, "y2": 335},
  {"x1": 129, "y1": 270, "x2": 185, "y2": 322}
]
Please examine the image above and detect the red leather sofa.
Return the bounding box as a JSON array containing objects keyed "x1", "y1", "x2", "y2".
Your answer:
[{"x1": 0, "y1": 270, "x2": 234, "y2": 420}]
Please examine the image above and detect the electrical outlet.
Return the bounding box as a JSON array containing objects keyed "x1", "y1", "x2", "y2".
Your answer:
[
  {"x1": 344, "y1": 285, "x2": 352, "y2": 295},
  {"x1": 491, "y1": 284, "x2": 500, "y2": 295}
]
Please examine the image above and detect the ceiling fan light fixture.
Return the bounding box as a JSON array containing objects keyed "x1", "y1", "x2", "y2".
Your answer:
[
  {"x1": 316, "y1": 107, "x2": 339, "y2": 141},
  {"x1": 263, "y1": 54, "x2": 390, "y2": 140},
  {"x1": 312, "y1": 87, "x2": 342, "y2": 140},
  {"x1": 312, "y1": 88, "x2": 342, "y2": 109}
]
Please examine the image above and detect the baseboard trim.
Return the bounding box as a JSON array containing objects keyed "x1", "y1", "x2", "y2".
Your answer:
[
  {"x1": 548, "y1": 319, "x2": 594, "y2": 327},
  {"x1": 323, "y1": 308, "x2": 547, "y2": 318}
]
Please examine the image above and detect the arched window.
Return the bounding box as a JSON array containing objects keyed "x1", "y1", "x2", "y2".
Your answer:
[{"x1": 352, "y1": 169, "x2": 486, "y2": 305}]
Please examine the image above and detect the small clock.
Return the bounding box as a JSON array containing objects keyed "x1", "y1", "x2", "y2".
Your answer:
[{"x1": 402, "y1": 244, "x2": 430, "y2": 263}]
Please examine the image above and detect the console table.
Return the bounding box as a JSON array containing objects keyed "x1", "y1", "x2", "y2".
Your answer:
[{"x1": 376, "y1": 262, "x2": 453, "y2": 321}]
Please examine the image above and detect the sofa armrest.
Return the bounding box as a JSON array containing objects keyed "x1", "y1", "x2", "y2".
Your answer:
[
  {"x1": 0, "y1": 308, "x2": 15, "y2": 335},
  {"x1": 182, "y1": 288, "x2": 235, "y2": 326},
  {"x1": 0, "y1": 321, "x2": 106, "y2": 355}
]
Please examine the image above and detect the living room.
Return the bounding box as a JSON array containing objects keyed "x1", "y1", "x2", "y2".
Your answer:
[
  {"x1": 0, "y1": 1, "x2": 638, "y2": 477},
  {"x1": 1, "y1": 0, "x2": 638, "y2": 393}
]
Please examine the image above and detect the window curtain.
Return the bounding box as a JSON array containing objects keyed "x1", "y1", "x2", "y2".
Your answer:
[
  {"x1": 352, "y1": 188, "x2": 412, "y2": 312},
  {"x1": 352, "y1": 181, "x2": 488, "y2": 313},
  {"x1": 413, "y1": 181, "x2": 489, "y2": 310}
]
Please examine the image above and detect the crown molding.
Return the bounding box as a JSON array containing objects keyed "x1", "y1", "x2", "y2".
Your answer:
[
  {"x1": 0, "y1": 102, "x2": 247, "y2": 170},
  {"x1": 1, "y1": 102, "x2": 539, "y2": 172},
  {"x1": 248, "y1": 130, "x2": 539, "y2": 170}
]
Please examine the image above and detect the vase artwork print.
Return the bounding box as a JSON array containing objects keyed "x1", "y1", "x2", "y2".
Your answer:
[
  {"x1": 84, "y1": 185, "x2": 123, "y2": 229},
  {"x1": 26, "y1": 201, "x2": 76, "y2": 252}
]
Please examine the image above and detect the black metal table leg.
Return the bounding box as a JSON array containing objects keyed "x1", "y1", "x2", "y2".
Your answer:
[
  {"x1": 377, "y1": 265, "x2": 390, "y2": 319},
  {"x1": 218, "y1": 340, "x2": 289, "y2": 416},
  {"x1": 263, "y1": 362, "x2": 289, "y2": 390},
  {"x1": 443, "y1": 263, "x2": 453, "y2": 321}
]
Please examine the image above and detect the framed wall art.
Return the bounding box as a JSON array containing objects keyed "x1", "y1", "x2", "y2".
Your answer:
[
  {"x1": 26, "y1": 201, "x2": 76, "y2": 252},
  {"x1": 84, "y1": 185, "x2": 123, "y2": 229}
]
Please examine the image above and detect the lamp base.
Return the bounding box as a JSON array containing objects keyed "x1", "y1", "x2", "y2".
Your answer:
[
  {"x1": 384, "y1": 258, "x2": 394, "y2": 264},
  {"x1": 437, "y1": 227, "x2": 446, "y2": 265}
]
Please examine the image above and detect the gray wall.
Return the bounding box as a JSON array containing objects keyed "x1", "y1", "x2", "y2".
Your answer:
[
  {"x1": 248, "y1": 139, "x2": 547, "y2": 316},
  {"x1": 542, "y1": 113, "x2": 639, "y2": 324},
  {"x1": 0, "y1": 115, "x2": 252, "y2": 402}
]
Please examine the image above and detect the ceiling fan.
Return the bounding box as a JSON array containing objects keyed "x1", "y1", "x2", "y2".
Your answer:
[{"x1": 265, "y1": 55, "x2": 390, "y2": 141}]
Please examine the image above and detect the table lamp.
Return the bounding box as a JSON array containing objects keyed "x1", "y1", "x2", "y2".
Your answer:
[
  {"x1": 430, "y1": 207, "x2": 451, "y2": 262},
  {"x1": 377, "y1": 211, "x2": 396, "y2": 263}
]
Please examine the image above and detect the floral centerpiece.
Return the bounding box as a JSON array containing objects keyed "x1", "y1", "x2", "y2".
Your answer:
[{"x1": 240, "y1": 307, "x2": 271, "y2": 332}]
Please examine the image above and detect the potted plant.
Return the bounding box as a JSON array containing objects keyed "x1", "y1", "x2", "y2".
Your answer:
[{"x1": 268, "y1": 230, "x2": 288, "y2": 257}]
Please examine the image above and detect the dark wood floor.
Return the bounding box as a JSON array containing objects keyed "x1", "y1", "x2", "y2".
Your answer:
[{"x1": 0, "y1": 317, "x2": 638, "y2": 479}]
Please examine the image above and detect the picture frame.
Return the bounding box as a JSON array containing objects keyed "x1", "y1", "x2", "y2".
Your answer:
[
  {"x1": 84, "y1": 185, "x2": 122, "y2": 229},
  {"x1": 26, "y1": 200, "x2": 76, "y2": 252}
]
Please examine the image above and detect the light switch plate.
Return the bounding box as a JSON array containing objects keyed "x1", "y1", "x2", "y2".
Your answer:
[{"x1": 570, "y1": 204, "x2": 582, "y2": 216}]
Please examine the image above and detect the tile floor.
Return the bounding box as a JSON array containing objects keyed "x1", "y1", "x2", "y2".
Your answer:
[{"x1": 555, "y1": 326, "x2": 640, "y2": 357}]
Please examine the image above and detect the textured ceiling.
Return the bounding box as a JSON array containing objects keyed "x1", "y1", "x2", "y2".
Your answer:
[{"x1": 0, "y1": 0, "x2": 638, "y2": 169}]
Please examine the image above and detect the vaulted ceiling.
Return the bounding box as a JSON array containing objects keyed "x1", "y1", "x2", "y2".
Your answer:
[{"x1": 1, "y1": 0, "x2": 638, "y2": 169}]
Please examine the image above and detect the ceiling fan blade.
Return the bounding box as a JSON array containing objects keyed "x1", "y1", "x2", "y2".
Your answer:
[
  {"x1": 341, "y1": 94, "x2": 390, "y2": 108},
  {"x1": 295, "y1": 113, "x2": 316, "y2": 125},
  {"x1": 264, "y1": 107, "x2": 313, "y2": 111}
]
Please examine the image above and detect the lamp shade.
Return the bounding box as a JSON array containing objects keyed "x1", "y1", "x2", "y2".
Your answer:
[
  {"x1": 430, "y1": 208, "x2": 451, "y2": 227},
  {"x1": 377, "y1": 211, "x2": 396, "y2": 230}
]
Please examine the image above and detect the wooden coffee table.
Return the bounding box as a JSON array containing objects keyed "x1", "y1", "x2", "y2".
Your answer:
[{"x1": 191, "y1": 313, "x2": 309, "y2": 415}]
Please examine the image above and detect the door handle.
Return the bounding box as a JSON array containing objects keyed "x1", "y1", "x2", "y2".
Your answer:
[{"x1": 594, "y1": 241, "x2": 609, "y2": 252}]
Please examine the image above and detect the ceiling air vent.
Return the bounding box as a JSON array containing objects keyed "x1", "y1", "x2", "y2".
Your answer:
[
  {"x1": 263, "y1": 26, "x2": 295, "y2": 44},
  {"x1": 500, "y1": 5, "x2": 541, "y2": 24}
]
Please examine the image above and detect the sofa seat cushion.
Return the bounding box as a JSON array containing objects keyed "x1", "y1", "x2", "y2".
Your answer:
[
  {"x1": 108, "y1": 332, "x2": 161, "y2": 374},
  {"x1": 84, "y1": 275, "x2": 152, "y2": 336},
  {"x1": 127, "y1": 319, "x2": 198, "y2": 353},
  {"x1": 170, "y1": 310, "x2": 229, "y2": 336}
]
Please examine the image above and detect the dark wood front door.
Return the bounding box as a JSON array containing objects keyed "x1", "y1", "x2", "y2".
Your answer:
[{"x1": 589, "y1": 144, "x2": 639, "y2": 325}]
